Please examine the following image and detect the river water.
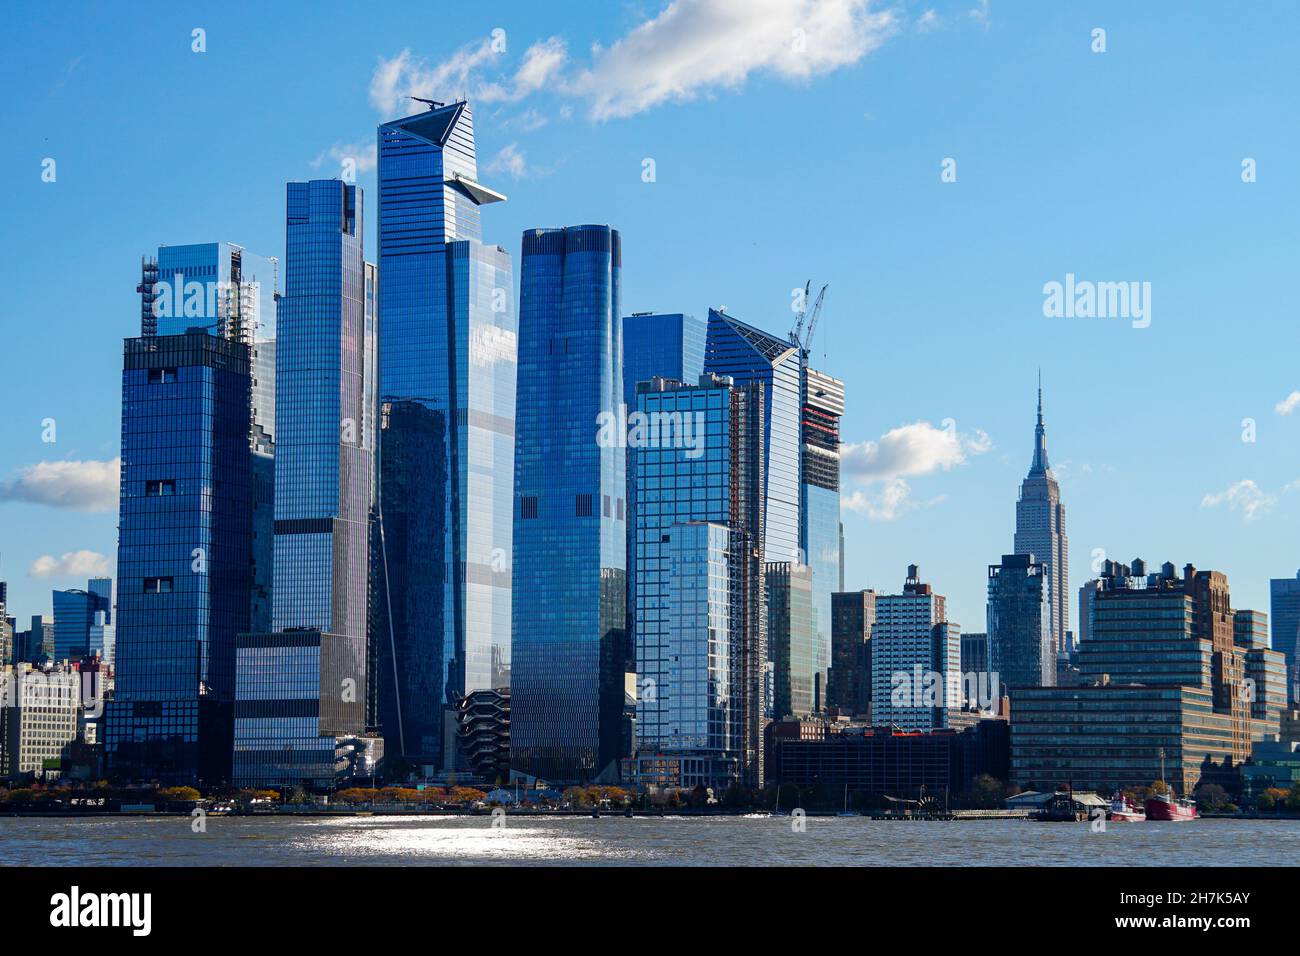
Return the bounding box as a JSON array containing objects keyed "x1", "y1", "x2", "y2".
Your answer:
[{"x1": 5, "y1": 815, "x2": 1297, "y2": 866}]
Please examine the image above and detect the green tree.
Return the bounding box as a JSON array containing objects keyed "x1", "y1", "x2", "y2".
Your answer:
[{"x1": 964, "y1": 774, "x2": 1007, "y2": 809}]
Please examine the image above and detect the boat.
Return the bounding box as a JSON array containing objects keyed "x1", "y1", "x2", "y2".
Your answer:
[
  {"x1": 1144, "y1": 790, "x2": 1197, "y2": 821},
  {"x1": 1107, "y1": 792, "x2": 1145, "y2": 822},
  {"x1": 1143, "y1": 748, "x2": 1196, "y2": 821},
  {"x1": 836, "y1": 784, "x2": 858, "y2": 817}
]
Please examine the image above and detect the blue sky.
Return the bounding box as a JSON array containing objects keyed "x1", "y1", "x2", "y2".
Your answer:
[{"x1": 2, "y1": 0, "x2": 1297, "y2": 636}]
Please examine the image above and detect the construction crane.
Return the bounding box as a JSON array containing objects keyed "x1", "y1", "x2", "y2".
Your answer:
[
  {"x1": 410, "y1": 96, "x2": 445, "y2": 110},
  {"x1": 789, "y1": 281, "x2": 828, "y2": 352}
]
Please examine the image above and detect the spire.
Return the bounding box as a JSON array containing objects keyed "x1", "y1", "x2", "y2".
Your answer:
[{"x1": 1030, "y1": 370, "x2": 1050, "y2": 476}]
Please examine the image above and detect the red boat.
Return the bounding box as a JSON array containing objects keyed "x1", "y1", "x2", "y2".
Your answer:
[
  {"x1": 1144, "y1": 791, "x2": 1197, "y2": 821},
  {"x1": 1108, "y1": 792, "x2": 1146, "y2": 822}
]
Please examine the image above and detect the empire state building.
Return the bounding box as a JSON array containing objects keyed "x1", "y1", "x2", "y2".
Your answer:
[{"x1": 1014, "y1": 377, "x2": 1069, "y2": 661}]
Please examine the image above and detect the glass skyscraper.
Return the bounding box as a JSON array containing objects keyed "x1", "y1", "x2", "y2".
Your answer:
[
  {"x1": 622, "y1": 311, "x2": 706, "y2": 668},
  {"x1": 512, "y1": 224, "x2": 625, "y2": 784},
  {"x1": 622, "y1": 313, "x2": 706, "y2": 410},
  {"x1": 106, "y1": 332, "x2": 255, "y2": 786},
  {"x1": 704, "y1": 308, "x2": 803, "y2": 565},
  {"x1": 233, "y1": 179, "x2": 375, "y2": 788},
  {"x1": 800, "y1": 367, "x2": 843, "y2": 710},
  {"x1": 767, "y1": 562, "x2": 816, "y2": 718},
  {"x1": 138, "y1": 240, "x2": 278, "y2": 635},
  {"x1": 1270, "y1": 571, "x2": 1300, "y2": 703},
  {"x1": 628, "y1": 373, "x2": 767, "y2": 788},
  {"x1": 987, "y1": 552, "x2": 1052, "y2": 690},
  {"x1": 375, "y1": 101, "x2": 516, "y2": 771},
  {"x1": 52, "y1": 578, "x2": 111, "y2": 661}
]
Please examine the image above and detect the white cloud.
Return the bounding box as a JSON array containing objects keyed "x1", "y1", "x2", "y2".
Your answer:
[
  {"x1": 1275, "y1": 391, "x2": 1300, "y2": 416},
  {"x1": 840, "y1": 420, "x2": 986, "y2": 521},
  {"x1": 486, "y1": 143, "x2": 529, "y2": 179},
  {"x1": 311, "y1": 141, "x2": 377, "y2": 175},
  {"x1": 570, "y1": 0, "x2": 895, "y2": 120},
  {"x1": 842, "y1": 420, "x2": 990, "y2": 481},
  {"x1": 370, "y1": 36, "x2": 568, "y2": 117},
  {"x1": 0, "y1": 458, "x2": 119, "y2": 512},
  {"x1": 844, "y1": 479, "x2": 948, "y2": 521},
  {"x1": 917, "y1": 9, "x2": 941, "y2": 32},
  {"x1": 1200, "y1": 479, "x2": 1276, "y2": 521},
  {"x1": 28, "y1": 550, "x2": 110, "y2": 579}
]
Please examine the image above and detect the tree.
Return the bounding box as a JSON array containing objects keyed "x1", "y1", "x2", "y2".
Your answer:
[
  {"x1": 1285, "y1": 783, "x2": 1300, "y2": 812},
  {"x1": 964, "y1": 774, "x2": 1007, "y2": 810},
  {"x1": 1193, "y1": 783, "x2": 1229, "y2": 812},
  {"x1": 158, "y1": 786, "x2": 201, "y2": 803},
  {"x1": 1149, "y1": 779, "x2": 1170, "y2": 796}
]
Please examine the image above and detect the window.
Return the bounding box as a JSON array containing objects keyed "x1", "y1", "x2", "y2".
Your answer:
[
  {"x1": 520, "y1": 496, "x2": 538, "y2": 520},
  {"x1": 143, "y1": 577, "x2": 173, "y2": 594},
  {"x1": 576, "y1": 494, "x2": 593, "y2": 517},
  {"x1": 148, "y1": 368, "x2": 178, "y2": 384},
  {"x1": 145, "y1": 480, "x2": 176, "y2": 497}
]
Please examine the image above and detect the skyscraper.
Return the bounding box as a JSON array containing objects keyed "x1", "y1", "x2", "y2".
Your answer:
[
  {"x1": 232, "y1": 179, "x2": 376, "y2": 788},
  {"x1": 1270, "y1": 571, "x2": 1300, "y2": 704},
  {"x1": 622, "y1": 313, "x2": 706, "y2": 410},
  {"x1": 106, "y1": 332, "x2": 255, "y2": 786},
  {"x1": 800, "y1": 367, "x2": 843, "y2": 708},
  {"x1": 622, "y1": 311, "x2": 706, "y2": 664},
  {"x1": 1013, "y1": 377, "x2": 1069, "y2": 662},
  {"x1": 52, "y1": 579, "x2": 112, "y2": 661},
  {"x1": 704, "y1": 308, "x2": 802, "y2": 565},
  {"x1": 375, "y1": 101, "x2": 516, "y2": 770},
  {"x1": 628, "y1": 374, "x2": 768, "y2": 788},
  {"x1": 767, "y1": 562, "x2": 816, "y2": 718},
  {"x1": 137, "y1": 241, "x2": 278, "y2": 637},
  {"x1": 870, "y1": 566, "x2": 960, "y2": 732},
  {"x1": 829, "y1": 590, "x2": 875, "y2": 718},
  {"x1": 512, "y1": 224, "x2": 625, "y2": 784},
  {"x1": 987, "y1": 553, "x2": 1053, "y2": 690}
]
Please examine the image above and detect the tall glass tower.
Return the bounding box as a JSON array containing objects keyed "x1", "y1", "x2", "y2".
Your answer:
[
  {"x1": 629, "y1": 374, "x2": 767, "y2": 788},
  {"x1": 1270, "y1": 571, "x2": 1300, "y2": 704},
  {"x1": 1014, "y1": 377, "x2": 1069, "y2": 664},
  {"x1": 106, "y1": 332, "x2": 255, "y2": 786},
  {"x1": 375, "y1": 101, "x2": 516, "y2": 771},
  {"x1": 987, "y1": 552, "x2": 1052, "y2": 690},
  {"x1": 621, "y1": 312, "x2": 706, "y2": 669},
  {"x1": 232, "y1": 180, "x2": 375, "y2": 788},
  {"x1": 512, "y1": 224, "x2": 625, "y2": 784},
  {"x1": 704, "y1": 309, "x2": 802, "y2": 565},
  {"x1": 800, "y1": 367, "x2": 843, "y2": 711}
]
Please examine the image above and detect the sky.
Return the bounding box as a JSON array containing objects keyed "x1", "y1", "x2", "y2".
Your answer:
[{"x1": 2, "y1": 0, "x2": 1298, "y2": 637}]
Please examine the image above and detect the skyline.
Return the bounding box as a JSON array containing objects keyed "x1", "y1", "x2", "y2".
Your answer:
[{"x1": 3, "y1": 0, "x2": 1299, "y2": 633}]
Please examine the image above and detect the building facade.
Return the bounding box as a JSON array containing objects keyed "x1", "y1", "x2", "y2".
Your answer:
[
  {"x1": 1013, "y1": 380, "x2": 1069, "y2": 663},
  {"x1": 829, "y1": 590, "x2": 875, "y2": 718},
  {"x1": 233, "y1": 179, "x2": 376, "y2": 788},
  {"x1": 871, "y1": 566, "x2": 960, "y2": 732},
  {"x1": 512, "y1": 224, "x2": 625, "y2": 784},
  {"x1": 767, "y1": 562, "x2": 817, "y2": 719},
  {"x1": 622, "y1": 311, "x2": 706, "y2": 668},
  {"x1": 630, "y1": 374, "x2": 768, "y2": 788},
  {"x1": 800, "y1": 367, "x2": 843, "y2": 710},
  {"x1": 1270, "y1": 571, "x2": 1300, "y2": 704},
  {"x1": 987, "y1": 553, "x2": 1053, "y2": 691},
  {"x1": 52, "y1": 579, "x2": 112, "y2": 661},
  {"x1": 106, "y1": 332, "x2": 255, "y2": 786},
  {"x1": 375, "y1": 101, "x2": 516, "y2": 770}
]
